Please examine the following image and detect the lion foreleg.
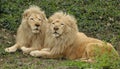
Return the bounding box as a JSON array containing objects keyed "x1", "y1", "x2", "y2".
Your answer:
[
  {"x1": 30, "y1": 50, "x2": 50, "y2": 57},
  {"x1": 5, "y1": 44, "x2": 19, "y2": 53},
  {"x1": 21, "y1": 46, "x2": 38, "y2": 54}
]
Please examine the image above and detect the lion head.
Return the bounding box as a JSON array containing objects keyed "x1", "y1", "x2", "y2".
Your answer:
[
  {"x1": 48, "y1": 11, "x2": 78, "y2": 38},
  {"x1": 22, "y1": 5, "x2": 47, "y2": 34}
]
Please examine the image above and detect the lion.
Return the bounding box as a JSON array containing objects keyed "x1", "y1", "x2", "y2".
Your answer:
[
  {"x1": 5, "y1": 5, "x2": 48, "y2": 54},
  {"x1": 30, "y1": 11, "x2": 119, "y2": 62}
]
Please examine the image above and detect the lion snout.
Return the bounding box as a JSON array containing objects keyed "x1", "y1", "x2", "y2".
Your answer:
[
  {"x1": 35, "y1": 23, "x2": 40, "y2": 27},
  {"x1": 54, "y1": 27, "x2": 59, "y2": 31}
]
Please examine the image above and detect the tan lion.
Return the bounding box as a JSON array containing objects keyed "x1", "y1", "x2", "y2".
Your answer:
[
  {"x1": 5, "y1": 5, "x2": 48, "y2": 54},
  {"x1": 30, "y1": 11, "x2": 119, "y2": 62}
]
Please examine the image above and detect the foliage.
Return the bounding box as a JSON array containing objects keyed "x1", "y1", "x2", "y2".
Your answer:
[{"x1": 0, "y1": 0, "x2": 120, "y2": 41}]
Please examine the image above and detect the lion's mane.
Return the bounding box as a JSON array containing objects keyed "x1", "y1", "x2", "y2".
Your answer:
[{"x1": 44, "y1": 12, "x2": 79, "y2": 55}]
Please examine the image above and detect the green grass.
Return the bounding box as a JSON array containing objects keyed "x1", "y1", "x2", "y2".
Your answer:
[{"x1": 61, "y1": 55, "x2": 120, "y2": 69}]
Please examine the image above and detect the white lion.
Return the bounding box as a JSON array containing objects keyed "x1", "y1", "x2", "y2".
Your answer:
[
  {"x1": 5, "y1": 5, "x2": 48, "y2": 54},
  {"x1": 30, "y1": 12, "x2": 119, "y2": 62}
]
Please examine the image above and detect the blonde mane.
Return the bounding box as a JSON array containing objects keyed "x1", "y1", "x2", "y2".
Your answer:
[{"x1": 44, "y1": 12, "x2": 78, "y2": 55}]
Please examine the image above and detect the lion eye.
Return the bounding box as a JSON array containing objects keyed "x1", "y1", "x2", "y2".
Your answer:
[
  {"x1": 61, "y1": 23, "x2": 64, "y2": 25},
  {"x1": 52, "y1": 23, "x2": 54, "y2": 24},
  {"x1": 30, "y1": 18, "x2": 34, "y2": 20},
  {"x1": 39, "y1": 18, "x2": 41, "y2": 21}
]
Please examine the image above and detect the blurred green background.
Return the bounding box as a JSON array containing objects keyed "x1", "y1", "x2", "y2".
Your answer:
[{"x1": 0, "y1": 0, "x2": 120, "y2": 52}]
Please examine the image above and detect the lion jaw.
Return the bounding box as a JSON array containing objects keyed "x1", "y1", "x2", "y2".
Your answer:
[
  {"x1": 32, "y1": 26, "x2": 41, "y2": 33},
  {"x1": 52, "y1": 31, "x2": 61, "y2": 38}
]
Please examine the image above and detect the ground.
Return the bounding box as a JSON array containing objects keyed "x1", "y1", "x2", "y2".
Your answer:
[{"x1": 0, "y1": 28, "x2": 120, "y2": 69}]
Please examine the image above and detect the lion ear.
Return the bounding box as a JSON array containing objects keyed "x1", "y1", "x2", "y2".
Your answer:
[
  {"x1": 48, "y1": 17, "x2": 53, "y2": 23},
  {"x1": 22, "y1": 10, "x2": 30, "y2": 19},
  {"x1": 41, "y1": 11, "x2": 48, "y2": 21}
]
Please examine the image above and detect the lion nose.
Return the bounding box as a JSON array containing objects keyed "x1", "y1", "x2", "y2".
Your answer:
[
  {"x1": 54, "y1": 27, "x2": 59, "y2": 30},
  {"x1": 35, "y1": 24, "x2": 40, "y2": 27}
]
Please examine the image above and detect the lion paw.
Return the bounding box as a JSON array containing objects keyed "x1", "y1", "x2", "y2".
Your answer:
[
  {"x1": 30, "y1": 50, "x2": 41, "y2": 57},
  {"x1": 21, "y1": 47, "x2": 31, "y2": 54},
  {"x1": 41, "y1": 48, "x2": 50, "y2": 51},
  {"x1": 5, "y1": 46, "x2": 17, "y2": 53}
]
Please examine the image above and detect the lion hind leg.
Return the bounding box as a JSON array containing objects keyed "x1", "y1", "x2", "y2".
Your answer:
[
  {"x1": 83, "y1": 43, "x2": 118, "y2": 62},
  {"x1": 5, "y1": 44, "x2": 19, "y2": 53},
  {"x1": 81, "y1": 43, "x2": 103, "y2": 62}
]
